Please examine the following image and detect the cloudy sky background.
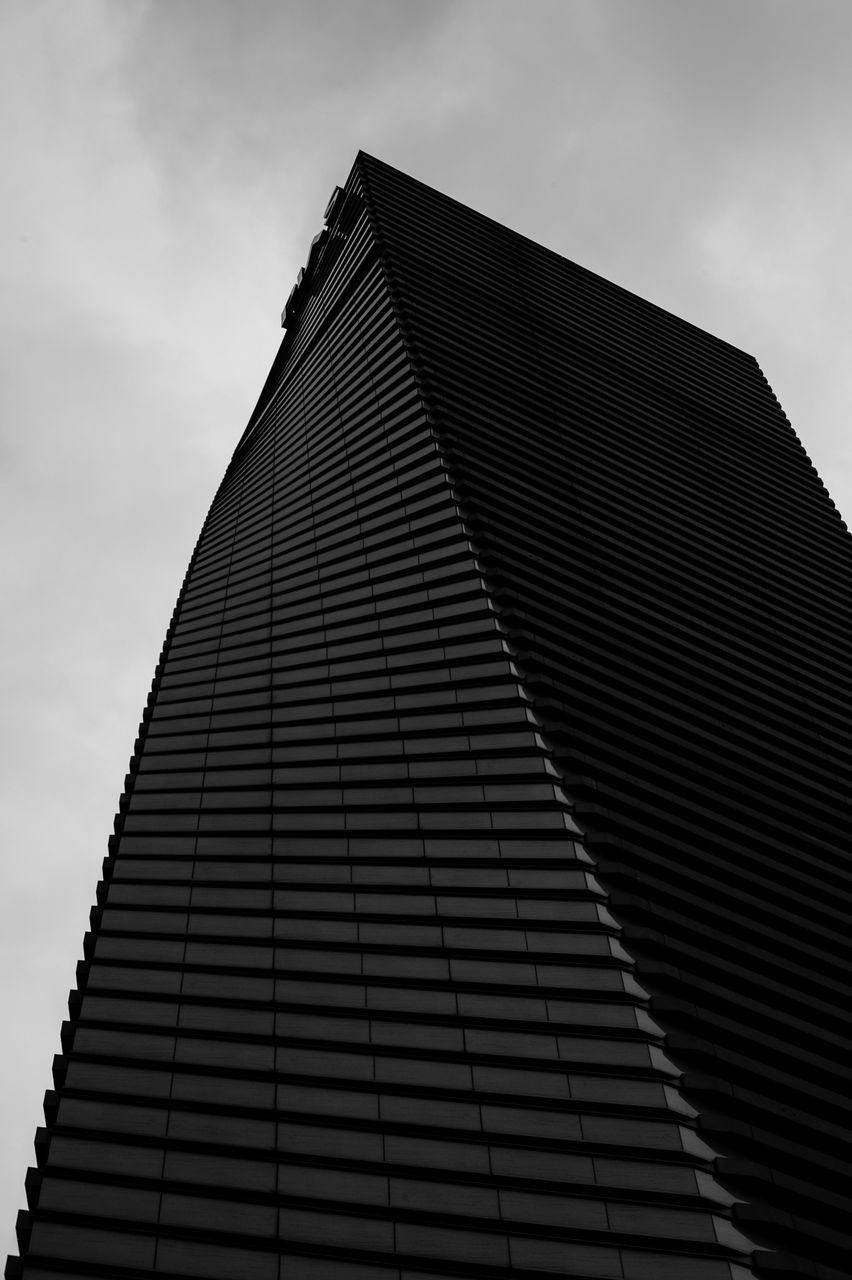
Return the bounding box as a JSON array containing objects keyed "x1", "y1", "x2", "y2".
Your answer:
[{"x1": 2, "y1": 0, "x2": 850, "y2": 1254}]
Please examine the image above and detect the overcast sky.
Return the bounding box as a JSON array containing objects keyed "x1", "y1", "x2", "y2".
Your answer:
[{"x1": 2, "y1": 0, "x2": 850, "y2": 1256}]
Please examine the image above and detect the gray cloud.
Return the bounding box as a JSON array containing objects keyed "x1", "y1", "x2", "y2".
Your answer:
[{"x1": 2, "y1": 0, "x2": 849, "y2": 1254}]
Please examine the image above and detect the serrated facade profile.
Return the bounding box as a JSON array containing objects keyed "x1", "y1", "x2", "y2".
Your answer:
[{"x1": 7, "y1": 153, "x2": 851, "y2": 1280}]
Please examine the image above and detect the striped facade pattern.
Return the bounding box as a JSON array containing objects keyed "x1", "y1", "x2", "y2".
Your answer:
[
  {"x1": 6, "y1": 153, "x2": 848, "y2": 1280},
  {"x1": 353, "y1": 156, "x2": 852, "y2": 1280}
]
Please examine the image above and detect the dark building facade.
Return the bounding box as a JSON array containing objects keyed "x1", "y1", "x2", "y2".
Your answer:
[{"x1": 7, "y1": 154, "x2": 851, "y2": 1280}]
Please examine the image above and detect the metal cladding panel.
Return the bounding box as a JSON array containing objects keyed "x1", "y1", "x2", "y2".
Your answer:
[
  {"x1": 355, "y1": 153, "x2": 852, "y2": 1279},
  {"x1": 9, "y1": 158, "x2": 817, "y2": 1280}
]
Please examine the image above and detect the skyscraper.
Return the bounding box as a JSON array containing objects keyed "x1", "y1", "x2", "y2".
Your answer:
[{"x1": 7, "y1": 153, "x2": 851, "y2": 1280}]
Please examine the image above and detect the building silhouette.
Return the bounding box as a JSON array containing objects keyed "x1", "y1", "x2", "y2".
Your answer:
[{"x1": 7, "y1": 153, "x2": 851, "y2": 1280}]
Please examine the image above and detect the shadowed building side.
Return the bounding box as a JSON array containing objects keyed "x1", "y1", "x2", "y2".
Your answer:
[{"x1": 353, "y1": 153, "x2": 852, "y2": 1278}]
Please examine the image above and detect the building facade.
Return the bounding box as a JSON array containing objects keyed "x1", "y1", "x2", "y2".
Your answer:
[{"x1": 7, "y1": 154, "x2": 851, "y2": 1280}]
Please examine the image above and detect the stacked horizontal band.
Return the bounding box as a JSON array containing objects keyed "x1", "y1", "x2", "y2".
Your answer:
[
  {"x1": 355, "y1": 153, "x2": 852, "y2": 1280},
  {"x1": 9, "y1": 162, "x2": 755, "y2": 1280}
]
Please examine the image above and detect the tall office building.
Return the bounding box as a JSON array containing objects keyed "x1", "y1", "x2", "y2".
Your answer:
[{"x1": 7, "y1": 154, "x2": 851, "y2": 1280}]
